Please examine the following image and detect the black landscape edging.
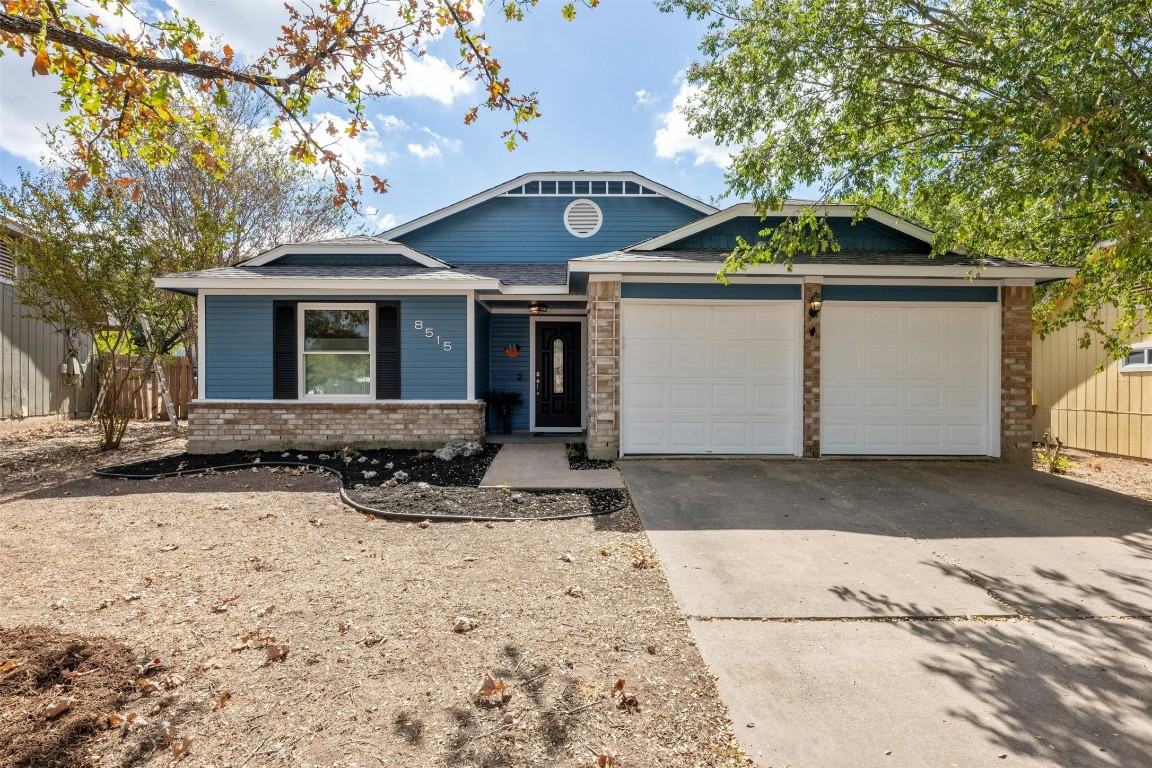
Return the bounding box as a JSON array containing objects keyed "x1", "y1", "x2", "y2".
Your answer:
[{"x1": 94, "y1": 450, "x2": 628, "y2": 523}]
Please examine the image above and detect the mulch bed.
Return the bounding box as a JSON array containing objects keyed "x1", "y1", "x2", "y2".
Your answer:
[
  {"x1": 565, "y1": 443, "x2": 616, "y2": 471},
  {"x1": 0, "y1": 626, "x2": 172, "y2": 768},
  {"x1": 96, "y1": 444, "x2": 501, "y2": 488},
  {"x1": 347, "y1": 484, "x2": 629, "y2": 519}
]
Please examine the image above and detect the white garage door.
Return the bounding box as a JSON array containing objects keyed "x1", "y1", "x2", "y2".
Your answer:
[
  {"x1": 621, "y1": 302, "x2": 800, "y2": 455},
  {"x1": 821, "y1": 303, "x2": 997, "y2": 455}
]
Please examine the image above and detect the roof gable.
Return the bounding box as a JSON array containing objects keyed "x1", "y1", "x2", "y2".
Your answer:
[
  {"x1": 632, "y1": 203, "x2": 937, "y2": 252},
  {"x1": 239, "y1": 236, "x2": 447, "y2": 268},
  {"x1": 378, "y1": 171, "x2": 717, "y2": 242}
]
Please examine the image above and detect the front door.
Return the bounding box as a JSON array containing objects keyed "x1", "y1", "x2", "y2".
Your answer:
[{"x1": 535, "y1": 322, "x2": 582, "y2": 429}]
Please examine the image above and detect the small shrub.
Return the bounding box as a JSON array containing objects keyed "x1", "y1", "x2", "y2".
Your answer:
[{"x1": 1036, "y1": 430, "x2": 1076, "y2": 475}]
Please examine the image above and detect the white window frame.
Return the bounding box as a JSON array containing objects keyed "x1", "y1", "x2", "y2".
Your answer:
[
  {"x1": 1120, "y1": 343, "x2": 1152, "y2": 373},
  {"x1": 298, "y1": 302, "x2": 376, "y2": 400}
]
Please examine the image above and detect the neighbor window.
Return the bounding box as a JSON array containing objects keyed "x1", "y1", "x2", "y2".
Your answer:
[
  {"x1": 299, "y1": 304, "x2": 374, "y2": 397},
  {"x1": 1120, "y1": 344, "x2": 1152, "y2": 373}
]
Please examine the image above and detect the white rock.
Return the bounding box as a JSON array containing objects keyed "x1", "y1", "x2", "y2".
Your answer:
[
  {"x1": 559, "y1": 553, "x2": 574, "y2": 563},
  {"x1": 318, "y1": 454, "x2": 331, "y2": 460},
  {"x1": 565, "y1": 585, "x2": 584, "y2": 598},
  {"x1": 452, "y1": 616, "x2": 477, "y2": 633},
  {"x1": 393, "y1": 470, "x2": 409, "y2": 483},
  {"x1": 370, "y1": 459, "x2": 380, "y2": 465},
  {"x1": 384, "y1": 462, "x2": 394, "y2": 470},
  {"x1": 362, "y1": 471, "x2": 377, "y2": 479},
  {"x1": 297, "y1": 454, "x2": 308, "y2": 460},
  {"x1": 357, "y1": 456, "x2": 367, "y2": 463}
]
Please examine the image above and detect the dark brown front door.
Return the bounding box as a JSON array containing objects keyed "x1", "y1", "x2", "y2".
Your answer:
[{"x1": 535, "y1": 322, "x2": 581, "y2": 429}]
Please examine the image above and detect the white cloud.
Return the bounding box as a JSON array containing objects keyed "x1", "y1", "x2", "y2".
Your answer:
[
  {"x1": 377, "y1": 114, "x2": 409, "y2": 132},
  {"x1": 375, "y1": 212, "x2": 399, "y2": 231},
  {"x1": 0, "y1": 57, "x2": 61, "y2": 166},
  {"x1": 654, "y1": 80, "x2": 733, "y2": 170},
  {"x1": 635, "y1": 89, "x2": 652, "y2": 106},
  {"x1": 421, "y1": 127, "x2": 462, "y2": 151},
  {"x1": 407, "y1": 142, "x2": 442, "y2": 160},
  {"x1": 302, "y1": 112, "x2": 390, "y2": 172},
  {"x1": 390, "y1": 53, "x2": 478, "y2": 105},
  {"x1": 164, "y1": 0, "x2": 290, "y2": 59}
]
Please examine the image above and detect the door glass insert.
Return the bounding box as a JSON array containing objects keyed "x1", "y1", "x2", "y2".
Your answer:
[{"x1": 552, "y1": 337, "x2": 564, "y2": 393}]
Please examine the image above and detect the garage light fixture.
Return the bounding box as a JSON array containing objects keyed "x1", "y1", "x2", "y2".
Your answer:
[
  {"x1": 529, "y1": 302, "x2": 549, "y2": 314},
  {"x1": 808, "y1": 290, "x2": 823, "y2": 318}
]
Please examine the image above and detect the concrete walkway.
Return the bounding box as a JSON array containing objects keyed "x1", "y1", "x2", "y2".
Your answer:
[{"x1": 480, "y1": 443, "x2": 624, "y2": 489}]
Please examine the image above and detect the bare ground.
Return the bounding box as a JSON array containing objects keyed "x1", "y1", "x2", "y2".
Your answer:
[
  {"x1": 0, "y1": 422, "x2": 749, "y2": 768},
  {"x1": 1034, "y1": 445, "x2": 1152, "y2": 502}
]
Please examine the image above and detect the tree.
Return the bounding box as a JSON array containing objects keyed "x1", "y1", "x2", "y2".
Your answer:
[
  {"x1": 664, "y1": 0, "x2": 1152, "y2": 356},
  {"x1": 0, "y1": 172, "x2": 186, "y2": 449},
  {"x1": 0, "y1": 0, "x2": 598, "y2": 205}
]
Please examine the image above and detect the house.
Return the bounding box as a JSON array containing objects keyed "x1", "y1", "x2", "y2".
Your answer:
[
  {"x1": 1, "y1": 232, "x2": 91, "y2": 430},
  {"x1": 154, "y1": 171, "x2": 1073, "y2": 461},
  {"x1": 1033, "y1": 303, "x2": 1152, "y2": 459}
]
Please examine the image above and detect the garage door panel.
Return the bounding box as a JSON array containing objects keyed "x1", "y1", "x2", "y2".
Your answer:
[
  {"x1": 622, "y1": 302, "x2": 799, "y2": 455},
  {"x1": 822, "y1": 304, "x2": 993, "y2": 455}
]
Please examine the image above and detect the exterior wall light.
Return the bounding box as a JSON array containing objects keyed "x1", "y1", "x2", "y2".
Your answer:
[
  {"x1": 808, "y1": 291, "x2": 823, "y2": 318},
  {"x1": 529, "y1": 302, "x2": 549, "y2": 314}
]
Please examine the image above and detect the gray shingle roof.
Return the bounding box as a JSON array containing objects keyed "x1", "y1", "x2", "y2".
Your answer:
[
  {"x1": 574, "y1": 249, "x2": 1063, "y2": 268},
  {"x1": 159, "y1": 263, "x2": 570, "y2": 286},
  {"x1": 159, "y1": 266, "x2": 489, "y2": 281}
]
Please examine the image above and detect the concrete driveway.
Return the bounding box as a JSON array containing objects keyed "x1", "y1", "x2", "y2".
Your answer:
[{"x1": 623, "y1": 460, "x2": 1152, "y2": 768}]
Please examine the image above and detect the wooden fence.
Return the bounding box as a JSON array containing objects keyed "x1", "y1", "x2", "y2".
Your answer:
[{"x1": 99, "y1": 355, "x2": 196, "y2": 421}]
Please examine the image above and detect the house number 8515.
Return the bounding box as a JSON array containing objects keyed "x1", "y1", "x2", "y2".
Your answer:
[{"x1": 413, "y1": 320, "x2": 452, "y2": 352}]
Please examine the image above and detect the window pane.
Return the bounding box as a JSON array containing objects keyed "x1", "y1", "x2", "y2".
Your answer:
[
  {"x1": 574, "y1": 181, "x2": 590, "y2": 194},
  {"x1": 557, "y1": 180, "x2": 573, "y2": 194},
  {"x1": 305, "y1": 353, "x2": 371, "y2": 395},
  {"x1": 552, "y1": 337, "x2": 564, "y2": 393},
  {"x1": 624, "y1": 181, "x2": 641, "y2": 194},
  {"x1": 1125, "y1": 350, "x2": 1147, "y2": 367},
  {"x1": 540, "y1": 180, "x2": 557, "y2": 194},
  {"x1": 305, "y1": 309, "x2": 369, "y2": 351},
  {"x1": 607, "y1": 181, "x2": 624, "y2": 194},
  {"x1": 590, "y1": 181, "x2": 606, "y2": 194}
]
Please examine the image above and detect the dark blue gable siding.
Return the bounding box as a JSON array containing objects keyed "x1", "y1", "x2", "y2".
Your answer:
[
  {"x1": 396, "y1": 196, "x2": 706, "y2": 264},
  {"x1": 665, "y1": 216, "x2": 929, "y2": 252},
  {"x1": 273, "y1": 253, "x2": 425, "y2": 266},
  {"x1": 489, "y1": 315, "x2": 531, "y2": 431},
  {"x1": 204, "y1": 294, "x2": 468, "y2": 400}
]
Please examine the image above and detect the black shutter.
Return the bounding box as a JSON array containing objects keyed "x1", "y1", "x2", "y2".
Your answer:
[
  {"x1": 376, "y1": 302, "x2": 401, "y2": 399},
  {"x1": 272, "y1": 301, "x2": 298, "y2": 399}
]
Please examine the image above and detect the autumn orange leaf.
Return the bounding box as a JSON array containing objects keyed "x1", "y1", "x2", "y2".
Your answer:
[{"x1": 32, "y1": 49, "x2": 50, "y2": 76}]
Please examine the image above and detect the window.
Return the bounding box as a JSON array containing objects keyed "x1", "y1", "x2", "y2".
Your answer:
[
  {"x1": 552, "y1": 337, "x2": 565, "y2": 393},
  {"x1": 1120, "y1": 344, "x2": 1152, "y2": 372},
  {"x1": 0, "y1": 241, "x2": 14, "y2": 282},
  {"x1": 501, "y1": 178, "x2": 660, "y2": 197},
  {"x1": 299, "y1": 304, "x2": 374, "y2": 397}
]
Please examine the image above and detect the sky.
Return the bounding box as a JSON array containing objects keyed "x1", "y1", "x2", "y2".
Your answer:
[{"x1": 0, "y1": 0, "x2": 757, "y2": 235}]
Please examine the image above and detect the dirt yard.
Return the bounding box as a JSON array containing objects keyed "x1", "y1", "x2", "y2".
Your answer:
[
  {"x1": 1034, "y1": 445, "x2": 1152, "y2": 502},
  {"x1": 0, "y1": 422, "x2": 749, "y2": 768}
]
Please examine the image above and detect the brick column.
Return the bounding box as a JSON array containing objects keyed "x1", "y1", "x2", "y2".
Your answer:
[
  {"x1": 1000, "y1": 285, "x2": 1034, "y2": 465},
  {"x1": 586, "y1": 278, "x2": 621, "y2": 460},
  {"x1": 803, "y1": 282, "x2": 822, "y2": 458}
]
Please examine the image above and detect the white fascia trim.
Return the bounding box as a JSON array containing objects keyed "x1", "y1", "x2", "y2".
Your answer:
[
  {"x1": 378, "y1": 172, "x2": 717, "y2": 240},
  {"x1": 570, "y1": 261, "x2": 1074, "y2": 280},
  {"x1": 619, "y1": 275, "x2": 801, "y2": 285},
  {"x1": 240, "y1": 241, "x2": 449, "y2": 268},
  {"x1": 466, "y1": 293, "x2": 476, "y2": 401},
  {"x1": 196, "y1": 290, "x2": 206, "y2": 399},
  {"x1": 480, "y1": 294, "x2": 589, "y2": 302},
  {"x1": 497, "y1": 285, "x2": 573, "y2": 295},
  {"x1": 156, "y1": 277, "x2": 500, "y2": 291},
  {"x1": 189, "y1": 398, "x2": 483, "y2": 405},
  {"x1": 629, "y1": 202, "x2": 938, "y2": 251}
]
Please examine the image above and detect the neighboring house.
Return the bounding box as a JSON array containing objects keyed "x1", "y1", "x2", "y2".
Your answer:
[
  {"x1": 155, "y1": 171, "x2": 1073, "y2": 461},
  {"x1": 0, "y1": 236, "x2": 91, "y2": 428},
  {"x1": 1033, "y1": 304, "x2": 1152, "y2": 459}
]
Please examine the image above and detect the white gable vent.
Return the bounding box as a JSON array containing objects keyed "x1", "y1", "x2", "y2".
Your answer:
[{"x1": 563, "y1": 199, "x2": 603, "y2": 238}]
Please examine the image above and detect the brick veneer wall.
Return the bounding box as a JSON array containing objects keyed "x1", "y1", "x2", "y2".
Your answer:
[
  {"x1": 186, "y1": 400, "x2": 485, "y2": 454},
  {"x1": 586, "y1": 278, "x2": 621, "y2": 460},
  {"x1": 1001, "y1": 285, "x2": 1034, "y2": 464},
  {"x1": 803, "y1": 282, "x2": 822, "y2": 457}
]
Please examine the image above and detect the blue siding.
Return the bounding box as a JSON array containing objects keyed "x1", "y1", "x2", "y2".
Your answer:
[
  {"x1": 204, "y1": 294, "x2": 468, "y2": 400},
  {"x1": 666, "y1": 217, "x2": 929, "y2": 252},
  {"x1": 400, "y1": 296, "x2": 468, "y2": 399},
  {"x1": 273, "y1": 253, "x2": 425, "y2": 266},
  {"x1": 621, "y1": 283, "x2": 802, "y2": 300},
  {"x1": 823, "y1": 285, "x2": 999, "y2": 302},
  {"x1": 396, "y1": 196, "x2": 706, "y2": 264},
  {"x1": 205, "y1": 296, "x2": 274, "y2": 399},
  {"x1": 474, "y1": 303, "x2": 490, "y2": 400},
  {"x1": 489, "y1": 315, "x2": 531, "y2": 431}
]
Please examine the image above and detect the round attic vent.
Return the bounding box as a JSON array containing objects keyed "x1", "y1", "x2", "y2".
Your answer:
[{"x1": 563, "y1": 198, "x2": 603, "y2": 238}]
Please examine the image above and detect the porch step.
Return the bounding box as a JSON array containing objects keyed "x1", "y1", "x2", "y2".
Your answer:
[{"x1": 479, "y1": 443, "x2": 625, "y2": 490}]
